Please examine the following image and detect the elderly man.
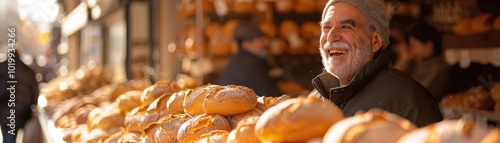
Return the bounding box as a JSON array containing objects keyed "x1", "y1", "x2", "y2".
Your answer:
[{"x1": 309, "y1": 0, "x2": 442, "y2": 127}]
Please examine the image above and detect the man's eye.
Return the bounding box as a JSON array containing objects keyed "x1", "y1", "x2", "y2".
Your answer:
[
  {"x1": 322, "y1": 26, "x2": 332, "y2": 31},
  {"x1": 341, "y1": 25, "x2": 352, "y2": 29}
]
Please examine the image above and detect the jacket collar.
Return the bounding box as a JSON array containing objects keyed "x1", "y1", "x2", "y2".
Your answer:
[{"x1": 312, "y1": 50, "x2": 391, "y2": 105}]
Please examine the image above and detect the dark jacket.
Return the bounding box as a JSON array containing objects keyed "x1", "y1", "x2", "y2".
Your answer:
[
  {"x1": 0, "y1": 52, "x2": 39, "y2": 127},
  {"x1": 309, "y1": 51, "x2": 442, "y2": 127},
  {"x1": 219, "y1": 48, "x2": 282, "y2": 97}
]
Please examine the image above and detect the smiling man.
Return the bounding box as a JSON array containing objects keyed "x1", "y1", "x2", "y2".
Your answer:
[{"x1": 308, "y1": 0, "x2": 442, "y2": 127}]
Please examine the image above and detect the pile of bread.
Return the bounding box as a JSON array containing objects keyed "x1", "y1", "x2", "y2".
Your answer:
[
  {"x1": 177, "y1": 0, "x2": 328, "y2": 18},
  {"x1": 41, "y1": 66, "x2": 111, "y2": 109},
  {"x1": 453, "y1": 13, "x2": 500, "y2": 35},
  {"x1": 51, "y1": 80, "x2": 500, "y2": 143},
  {"x1": 177, "y1": 18, "x2": 322, "y2": 58}
]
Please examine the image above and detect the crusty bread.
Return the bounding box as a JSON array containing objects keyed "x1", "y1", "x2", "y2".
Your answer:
[
  {"x1": 227, "y1": 116, "x2": 261, "y2": 143},
  {"x1": 233, "y1": 1, "x2": 257, "y2": 13},
  {"x1": 184, "y1": 85, "x2": 222, "y2": 115},
  {"x1": 195, "y1": 130, "x2": 230, "y2": 143},
  {"x1": 177, "y1": 114, "x2": 232, "y2": 143},
  {"x1": 117, "y1": 90, "x2": 143, "y2": 114},
  {"x1": 149, "y1": 114, "x2": 192, "y2": 143},
  {"x1": 255, "y1": 95, "x2": 291, "y2": 112},
  {"x1": 141, "y1": 80, "x2": 181, "y2": 106},
  {"x1": 255, "y1": 96, "x2": 344, "y2": 142},
  {"x1": 397, "y1": 118, "x2": 494, "y2": 143},
  {"x1": 74, "y1": 104, "x2": 97, "y2": 124},
  {"x1": 275, "y1": 0, "x2": 294, "y2": 13},
  {"x1": 481, "y1": 128, "x2": 500, "y2": 143},
  {"x1": 279, "y1": 20, "x2": 300, "y2": 40},
  {"x1": 168, "y1": 89, "x2": 191, "y2": 114},
  {"x1": 70, "y1": 124, "x2": 89, "y2": 142},
  {"x1": 323, "y1": 108, "x2": 416, "y2": 143},
  {"x1": 227, "y1": 108, "x2": 263, "y2": 128},
  {"x1": 202, "y1": 85, "x2": 258, "y2": 116},
  {"x1": 86, "y1": 103, "x2": 125, "y2": 132}
]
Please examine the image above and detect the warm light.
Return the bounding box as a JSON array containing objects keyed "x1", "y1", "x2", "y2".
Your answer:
[
  {"x1": 59, "y1": 66, "x2": 68, "y2": 76},
  {"x1": 21, "y1": 54, "x2": 33, "y2": 66},
  {"x1": 57, "y1": 42, "x2": 69, "y2": 55},
  {"x1": 86, "y1": 0, "x2": 97, "y2": 8},
  {"x1": 185, "y1": 38, "x2": 194, "y2": 49},
  {"x1": 35, "y1": 73, "x2": 43, "y2": 82},
  {"x1": 62, "y1": 2, "x2": 88, "y2": 37},
  {"x1": 76, "y1": 70, "x2": 85, "y2": 79},
  {"x1": 36, "y1": 55, "x2": 47, "y2": 67},
  {"x1": 38, "y1": 96, "x2": 48, "y2": 108},
  {"x1": 168, "y1": 42, "x2": 177, "y2": 53},
  {"x1": 91, "y1": 6, "x2": 101, "y2": 20}
]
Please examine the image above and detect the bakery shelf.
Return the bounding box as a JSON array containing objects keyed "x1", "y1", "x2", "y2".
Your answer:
[{"x1": 442, "y1": 31, "x2": 500, "y2": 49}]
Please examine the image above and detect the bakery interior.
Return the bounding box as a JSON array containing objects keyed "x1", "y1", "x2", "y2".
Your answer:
[{"x1": 1, "y1": 0, "x2": 500, "y2": 142}]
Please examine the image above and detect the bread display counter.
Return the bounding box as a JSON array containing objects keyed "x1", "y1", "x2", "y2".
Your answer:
[{"x1": 35, "y1": 66, "x2": 500, "y2": 143}]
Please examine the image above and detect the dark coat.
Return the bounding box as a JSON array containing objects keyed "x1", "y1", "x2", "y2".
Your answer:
[
  {"x1": 309, "y1": 51, "x2": 442, "y2": 127},
  {"x1": 0, "y1": 52, "x2": 39, "y2": 127},
  {"x1": 219, "y1": 49, "x2": 282, "y2": 97}
]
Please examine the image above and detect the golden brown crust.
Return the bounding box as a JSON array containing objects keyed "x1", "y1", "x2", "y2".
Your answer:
[
  {"x1": 117, "y1": 90, "x2": 143, "y2": 114},
  {"x1": 494, "y1": 15, "x2": 500, "y2": 31},
  {"x1": 183, "y1": 85, "x2": 222, "y2": 115},
  {"x1": 141, "y1": 80, "x2": 181, "y2": 106},
  {"x1": 177, "y1": 114, "x2": 232, "y2": 143},
  {"x1": 323, "y1": 109, "x2": 416, "y2": 143},
  {"x1": 255, "y1": 95, "x2": 291, "y2": 112},
  {"x1": 256, "y1": 96, "x2": 344, "y2": 142},
  {"x1": 168, "y1": 89, "x2": 190, "y2": 114},
  {"x1": 86, "y1": 104, "x2": 125, "y2": 132},
  {"x1": 454, "y1": 18, "x2": 473, "y2": 35},
  {"x1": 227, "y1": 116, "x2": 261, "y2": 143},
  {"x1": 203, "y1": 85, "x2": 258, "y2": 116},
  {"x1": 294, "y1": 0, "x2": 316, "y2": 13},
  {"x1": 481, "y1": 128, "x2": 500, "y2": 143},
  {"x1": 194, "y1": 130, "x2": 230, "y2": 143},
  {"x1": 491, "y1": 84, "x2": 500, "y2": 102},
  {"x1": 227, "y1": 108, "x2": 263, "y2": 129},
  {"x1": 259, "y1": 21, "x2": 277, "y2": 38},
  {"x1": 151, "y1": 114, "x2": 192, "y2": 143}
]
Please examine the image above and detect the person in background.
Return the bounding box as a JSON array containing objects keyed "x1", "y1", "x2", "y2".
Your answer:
[
  {"x1": 395, "y1": 21, "x2": 452, "y2": 102},
  {"x1": 308, "y1": 0, "x2": 442, "y2": 127},
  {"x1": 218, "y1": 22, "x2": 282, "y2": 97},
  {"x1": 0, "y1": 48, "x2": 39, "y2": 143}
]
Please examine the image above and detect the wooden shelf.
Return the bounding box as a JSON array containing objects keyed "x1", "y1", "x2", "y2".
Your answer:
[{"x1": 442, "y1": 31, "x2": 500, "y2": 49}]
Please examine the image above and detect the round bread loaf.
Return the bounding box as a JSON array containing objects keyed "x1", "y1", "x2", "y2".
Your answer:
[
  {"x1": 279, "y1": 20, "x2": 300, "y2": 40},
  {"x1": 301, "y1": 22, "x2": 321, "y2": 40},
  {"x1": 227, "y1": 116, "x2": 261, "y2": 143},
  {"x1": 223, "y1": 20, "x2": 240, "y2": 38},
  {"x1": 397, "y1": 119, "x2": 495, "y2": 143},
  {"x1": 233, "y1": 1, "x2": 257, "y2": 13},
  {"x1": 117, "y1": 90, "x2": 143, "y2": 114},
  {"x1": 86, "y1": 104, "x2": 125, "y2": 132},
  {"x1": 275, "y1": 0, "x2": 294, "y2": 13},
  {"x1": 255, "y1": 96, "x2": 344, "y2": 142},
  {"x1": 183, "y1": 85, "x2": 222, "y2": 115},
  {"x1": 206, "y1": 22, "x2": 223, "y2": 38},
  {"x1": 177, "y1": 114, "x2": 232, "y2": 143},
  {"x1": 202, "y1": 85, "x2": 258, "y2": 116},
  {"x1": 323, "y1": 108, "x2": 416, "y2": 143}
]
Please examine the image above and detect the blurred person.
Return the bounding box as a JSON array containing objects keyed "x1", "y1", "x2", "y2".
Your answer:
[
  {"x1": 218, "y1": 22, "x2": 282, "y2": 97},
  {"x1": 395, "y1": 21, "x2": 451, "y2": 102},
  {"x1": 0, "y1": 48, "x2": 39, "y2": 143},
  {"x1": 308, "y1": 0, "x2": 442, "y2": 127}
]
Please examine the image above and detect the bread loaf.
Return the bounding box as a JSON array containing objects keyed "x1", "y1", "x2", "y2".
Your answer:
[
  {"x1": 259, "y1": 21, "x2": 277, "y2": 38},
  {"x1": 167, "y1": 89, "x2": 190, "y2": 114},
  {"x1": 177, "y1": 114, "x2": 232, "y2": 143},
  {"x1": 227, "y1": 108, "x2": 263, "y2": 128},
  {"x1": 141, "y1": 80, "x2": 181, "y2": 106},
  {"x1": 323, "y1": 108, "x2": 416, "y2": 143},
  {"x1": 454, "y1": 18, "x2": 473, "y2": 35},
  {"x1": 202, "y1": 85, "x2": 258, "y2": 116},
  {"x1": 491, "y1": 84, "x2": 500, "y2": 101},
  {"x1": 294, "y1": 0, "x2": 315, "y2": 13},
  {"x1": 184, "y1": 85, "x2": 223, "y2": 115},
  {"x1": 195, "y1": 130, "x2": 230, "y2": 143},
  {"x1": 255, "y1": 95, "x2": 291, "y2": 111},
  {"x1": 398, "y1": 119, "x2": 496, "y2": 143},
  {"x1": 494, "y1": 15, "x2": 500, "y2": 31},
  {"x1": 255, "y1": 96, "x2": 344, "y2": 142},
  {"x1": 227, "y1": 116, "x2": 261, "y2": 143},
  {"x1": 117, "y1": 90, "x2": 143, "y2": 114},
  {"x1": 86, "y1": 103, "x2": 125, "y2": 132}
]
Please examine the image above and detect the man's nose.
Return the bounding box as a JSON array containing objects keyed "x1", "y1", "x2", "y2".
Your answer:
[{"x1": 327, "y1": 26, "x2": 342, "y2": 42}]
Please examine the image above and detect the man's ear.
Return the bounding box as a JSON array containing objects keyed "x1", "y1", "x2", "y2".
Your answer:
[{"x1": 371, "y1": 32, "x2": 383, "y2": 52}]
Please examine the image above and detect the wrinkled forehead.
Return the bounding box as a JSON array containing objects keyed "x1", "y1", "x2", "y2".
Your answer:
[{"x1": 321, "y1": 2, "x2": 369, "y2": 26}]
